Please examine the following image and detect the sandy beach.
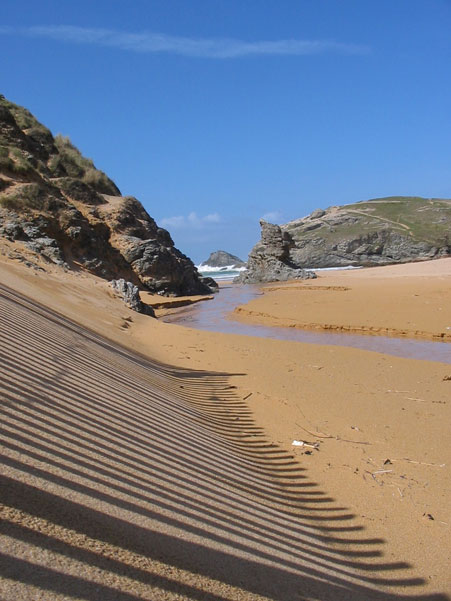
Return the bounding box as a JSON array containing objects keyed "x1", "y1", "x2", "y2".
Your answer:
[
  {"x1": 0, "y1": 249, "x2": 450, "y2": 600},
  {"x1": 233, "y1": 258, "x2": 451, "y2": 341}
]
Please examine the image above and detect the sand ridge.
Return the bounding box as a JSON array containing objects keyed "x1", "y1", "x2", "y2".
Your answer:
[{"x1": 232, "y1": 258, "x2": 451, "y2": 341}]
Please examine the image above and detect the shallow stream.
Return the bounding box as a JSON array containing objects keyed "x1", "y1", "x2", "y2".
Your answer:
[{"x1": 161, "y1": 284, "x2": 451, "y2": 364}]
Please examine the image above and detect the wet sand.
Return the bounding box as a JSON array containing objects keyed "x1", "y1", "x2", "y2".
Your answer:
[
  {"x1": 0, "y1": 249, "x2": 450, "y2": 599},
  {"x1": 233, "y1": 258, "x2": 451, "y2": 341},
  {"x1": 160, "y1": 282, "x2": 451, "y2": 363}
]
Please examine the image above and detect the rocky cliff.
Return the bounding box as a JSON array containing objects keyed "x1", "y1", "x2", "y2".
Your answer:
[
  {"x1": 236, "y1": 220, "x2": 317, "y2": 283},
  {"x1": 0, "y1": 95, "x2": 214, "y2": 295},
  {"x1": 282, "y1": 198, "x2": 451, "y2": 269},
  {"x1": 239, "y1": 198, "x2": 451, "y2": 283},
  {"x1": 200, "y1": 250, "x2": 246, "y2": 268}
]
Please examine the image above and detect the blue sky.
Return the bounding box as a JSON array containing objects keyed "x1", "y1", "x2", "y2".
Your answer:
[{"x1": 1, "y1": 0, "x2": 451, "y2": 263}]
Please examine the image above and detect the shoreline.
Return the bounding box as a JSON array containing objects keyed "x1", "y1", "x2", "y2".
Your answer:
[
  {"x1": 140, "y1": 291, "x2": 214, "y2": 317},
  {"x1": 230, "y1": 258, "x2": 451, "y2": 342},
  {"x1": 233, "y1": 305, "x2": 451, "y2": 341}
]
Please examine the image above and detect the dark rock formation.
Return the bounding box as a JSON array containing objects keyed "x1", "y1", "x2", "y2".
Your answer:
[
  {"x1": 201, "y1": 250, "x2": 246, "y2": 269},
  {"x1": 282, "y1": 198, "x2": 451, "y2": 268},
  {"x1": 0, "y1": 94, "x2": 215, "y2": 296},
  {"x1": 110, "y1": 279, "x2": 155, "y2": 316},
  {"x1": 236, "y1": 220, "x2": 317, "y2": 284},
  {"x1": 198, "y1": 275, "x2": 220, "y2": 292}
]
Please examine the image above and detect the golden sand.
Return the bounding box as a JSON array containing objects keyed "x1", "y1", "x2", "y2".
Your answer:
[
  {"x1": 0, "y1": 247, "x2": 450, "y2": 598},
  {"x1": 233, "y1": 258, "x2": 451, "y2": 341}
]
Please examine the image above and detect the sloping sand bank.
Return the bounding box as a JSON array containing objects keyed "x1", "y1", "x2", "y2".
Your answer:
[
  {"x1": 0, "y1": 255, "x2": 450, "y2": 599},
  {"x1": 233, "y1": 259, "x2": 451, "y2": 341}
]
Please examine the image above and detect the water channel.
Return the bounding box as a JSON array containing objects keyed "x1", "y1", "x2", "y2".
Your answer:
[{"x1": 161, "y1": 284, "x2": 451, "y2": 364}]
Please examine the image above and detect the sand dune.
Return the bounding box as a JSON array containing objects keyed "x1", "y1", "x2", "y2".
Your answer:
[{"x1": 1, "y1": 282, "x2": 448, "y2": 601}]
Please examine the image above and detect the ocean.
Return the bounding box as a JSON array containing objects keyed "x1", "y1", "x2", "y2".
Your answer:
[
  {"x1": 197, "y1": 265, "x2": 246, "y2": 281},
  {"x1": 197, "y1": 264, "x2": 361, "y2": 282}
]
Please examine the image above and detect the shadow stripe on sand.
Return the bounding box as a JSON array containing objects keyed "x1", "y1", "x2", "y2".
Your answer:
[{"x1": 0, "y1": 283, "x2": 448, "y2": 601}]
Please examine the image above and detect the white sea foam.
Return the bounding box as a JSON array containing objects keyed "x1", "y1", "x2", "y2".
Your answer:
[
  {"x1": 197, "y1": 264, "x2": 246, "y2": 273},
  {"x1": 197, "y1": 263, "x2": 360, "y2": 281},
  {"x1": 197, "y1": 264, "x2": 247, "y2": 281}
]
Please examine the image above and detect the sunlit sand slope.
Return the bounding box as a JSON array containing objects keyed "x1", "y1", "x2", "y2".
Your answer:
[{"x1": 0, "y1": 284, "x2": 447, "y2": 601}]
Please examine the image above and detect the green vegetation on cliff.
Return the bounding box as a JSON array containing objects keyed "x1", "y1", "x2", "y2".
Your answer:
[
  {"x1": 0, "y1": 94, "x2": 120, "y2": 198},
  {"x1": 0, "y1": 94, "x2": 214, "y2": 295},
  {"x1": 282, "y1": 196, "x2": 451, "y2": 269}
]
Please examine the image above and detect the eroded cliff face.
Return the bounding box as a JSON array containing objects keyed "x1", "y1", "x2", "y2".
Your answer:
[
  {"x1": 238, "y1": 198, "x2": 451, "y2": 283},
  {"x1": 236, "y1": 220, "x2": 317, "y2": 283},
  {"x1": 0, "y1": 95, "x2": 214, "y2": 295},
  {"x1": 282, "y1": 198, "x2": 451, "y2": 269}
]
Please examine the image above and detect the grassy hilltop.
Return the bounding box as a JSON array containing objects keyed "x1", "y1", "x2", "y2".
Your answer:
[{"x1": 282, "y1": 196, "x2": 451, "y2": 268}]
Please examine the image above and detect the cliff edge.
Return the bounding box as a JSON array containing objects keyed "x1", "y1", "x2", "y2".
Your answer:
[
  {"x1": 283, "y1": 198, "x2": 451, "y2": 269},
  {"x1": 0, "y1": 94, "x2": 213, "y2": 295},
  {"x1": 239, "y1": 198, "x2": 451, "y2": 283}
]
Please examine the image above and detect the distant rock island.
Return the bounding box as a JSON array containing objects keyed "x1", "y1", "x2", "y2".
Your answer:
[
  {"x1": 238, "y1": 197, "x2": 451, "y2": 283},
  {"x1": 200, "y1": 250, "x2": 246, "y2": 269},
  {"x1": 0, "y1": 94, "x2": 215, "y2": 296}
]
